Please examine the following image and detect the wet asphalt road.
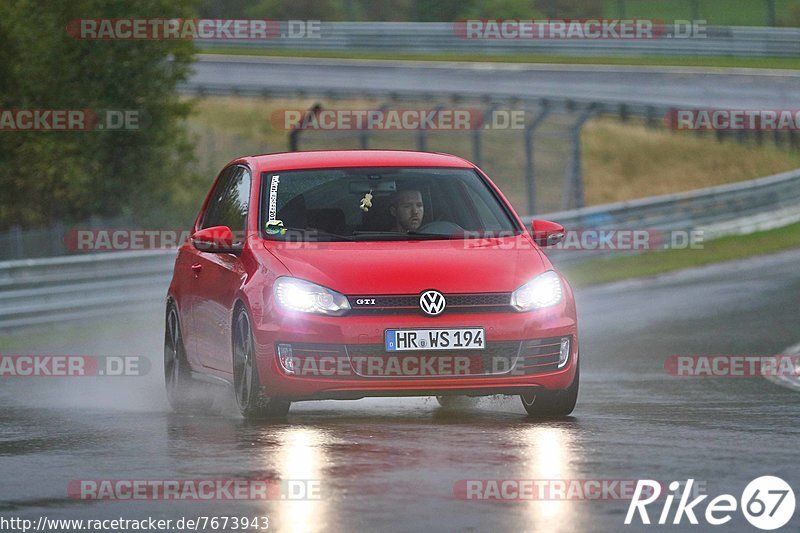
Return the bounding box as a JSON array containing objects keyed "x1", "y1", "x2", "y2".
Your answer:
[
  {"x1": 1, "y1": 250, "x2": 800, "y2": 532},
  {"x1": 188, "y1": 55, "x2": 800, "y2": 108}
]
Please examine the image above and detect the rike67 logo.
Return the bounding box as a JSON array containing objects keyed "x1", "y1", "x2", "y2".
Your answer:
[{"x1": 626, "y1": 477, "x2": 795, "y2": 530}]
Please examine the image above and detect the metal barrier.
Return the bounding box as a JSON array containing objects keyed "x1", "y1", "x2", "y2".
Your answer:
[
  {"x1": 0, "y1": 250, "x2": 175, "y2": 329},
  {"x1": 197, "y1": 23, "x2": 800, "y2": 58},
  {"x1": 1, "y1": 167, "x2": 799, "y2": 330},
  {"x1": 531, "y1": 167, "x2": 800, "y2": 264}
]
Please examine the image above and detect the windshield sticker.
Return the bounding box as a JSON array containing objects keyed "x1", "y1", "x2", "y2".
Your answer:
[
  {"x1": 268, "y1": 174, "x2": 280, "y2": 221},
  {"x1": 265, "y1": 219, "x2": 286, "y2": 235},
  {"x1": 360, "y1": 190, "x2": 373, "y2": 212}
]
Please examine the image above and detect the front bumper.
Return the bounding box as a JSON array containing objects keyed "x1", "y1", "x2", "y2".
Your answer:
[{"x1": 251, "y1": 309, "x2": 578, "y2": 401}]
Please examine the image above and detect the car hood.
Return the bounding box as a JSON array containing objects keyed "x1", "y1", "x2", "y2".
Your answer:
[{"x1": 262, "y1": 235, "x2": 550, "y2": 295}]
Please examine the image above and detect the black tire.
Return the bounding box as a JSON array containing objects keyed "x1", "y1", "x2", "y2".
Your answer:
[
  {"x1": 436, "y1": 396, "x2": 480, "y2": 409},
  {"x1": 233, "y1": 308, "x2": 290, "y2": 420},
  {"x1": 164, "y1": 304, "x2": 213, "y2": 412},
  {"x1": 520, "y1": 359, "x2": 579, "y2": 418}
]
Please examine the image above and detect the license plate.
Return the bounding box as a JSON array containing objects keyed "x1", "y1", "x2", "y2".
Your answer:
[{"x1": 385, "y1": 328, "x2": 485, "y2": 351}]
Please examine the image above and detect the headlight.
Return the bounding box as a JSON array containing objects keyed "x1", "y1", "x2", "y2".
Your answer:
[
  {"x1": 511, "y1": 271, "x2": 563, "y2": 311},
  {"x1": 274, "y1": 277, "x2": 351, "y2": 316}
]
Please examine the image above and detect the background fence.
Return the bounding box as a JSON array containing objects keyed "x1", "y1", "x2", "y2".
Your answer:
[{"x1": 0, "y1": 216, "x2": 136, "y2": 261}]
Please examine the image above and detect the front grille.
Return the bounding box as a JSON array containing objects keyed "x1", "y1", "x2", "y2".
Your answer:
[
  {"x1": 347, "y1": 293, "x2": 513, "y2": 315},
  {"x1": 517, "y1": 337, "x2": 566, "y2": 375},
  {"x1": 345, "y1": 341, "x2": 521, "y2": 378},
  {"x1": 277, "y1": 337, "x2": 568, "y2": 379}
]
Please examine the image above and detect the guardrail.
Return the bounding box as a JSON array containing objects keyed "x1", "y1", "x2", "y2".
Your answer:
[
  {"x1": 197, "y1": 23, "x2": 800, "y2": 58},
  {"x1": 2, "y1": 167, "x2": 800, "y2": 330},
  {"x1": 529, "y1": 167, "x2": 800, "y2": 264},
  {"x1": 0, "y1": 250, "x2": 175, "y2": 329}
]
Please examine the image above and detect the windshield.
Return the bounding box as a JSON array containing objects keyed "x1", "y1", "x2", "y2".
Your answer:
[{"x1": 259, "y1": 167, "x2": 521, "y2": 241}]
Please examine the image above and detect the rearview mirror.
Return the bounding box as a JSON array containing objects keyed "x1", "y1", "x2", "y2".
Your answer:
[
  {"x1": 349, "y1": 180, "x2": 397, "y2": 194},
  {"x1": 531, "y1": 219, "x2": 566, "y2": 247},
  {"x1": 192, "y1": 226, "x2": 240, "y2": 254}
]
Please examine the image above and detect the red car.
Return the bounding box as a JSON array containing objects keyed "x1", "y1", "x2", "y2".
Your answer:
[{"x1": 165, "y1": 150, "x2": 578, "y2": 419}]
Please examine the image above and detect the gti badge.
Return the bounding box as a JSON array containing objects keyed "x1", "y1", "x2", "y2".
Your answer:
[{"x1": 419, "y1": 290, "x2": 446, "y2": 316}]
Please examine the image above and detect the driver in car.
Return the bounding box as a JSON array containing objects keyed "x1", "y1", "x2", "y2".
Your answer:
[{"x1": 389, "y1": 189, "x2": 424, "y2": 233}]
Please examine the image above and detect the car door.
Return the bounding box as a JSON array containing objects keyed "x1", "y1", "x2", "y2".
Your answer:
[
  {"x1": 176, "y1": 166, "x2": 235, "y2": 370},
  {"x1": 191, "y1": 165, "x2": 252, "y2": 372}
]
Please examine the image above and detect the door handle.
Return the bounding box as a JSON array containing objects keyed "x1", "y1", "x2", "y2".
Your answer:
[{"x1": 191, "y1": 263, "x2": 203, "y2": 275}]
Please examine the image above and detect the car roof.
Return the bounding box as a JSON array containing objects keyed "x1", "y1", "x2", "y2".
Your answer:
[{"x1": 238, "y1": 150, "x2": 475, "y2": 172}]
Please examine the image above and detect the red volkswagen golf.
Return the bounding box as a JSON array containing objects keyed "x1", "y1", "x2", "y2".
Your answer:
[{"x1": 165, "y1": 150, "x2": 578, "y2": 419}]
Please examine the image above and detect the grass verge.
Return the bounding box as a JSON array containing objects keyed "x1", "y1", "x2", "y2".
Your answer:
[{"x1": 561, "y1": 221, "x2": 800, "y2": 287}]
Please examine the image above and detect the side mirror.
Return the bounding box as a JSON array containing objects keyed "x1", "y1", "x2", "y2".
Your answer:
[
  {"x1": 192, "y1": 226, "x2": 240, "y2": 254},
  {"x1": 531, "y1": 219, "x2": 566, "y2": 247}
]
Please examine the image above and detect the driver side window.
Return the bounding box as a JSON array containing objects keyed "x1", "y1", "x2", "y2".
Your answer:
[{"x1": 202, "y1": 165, "x2": 251, "y2": 244}]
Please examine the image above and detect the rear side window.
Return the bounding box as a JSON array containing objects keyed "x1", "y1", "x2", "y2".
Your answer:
[{"x1": 202, "y1": 165, "x2": 251, "y2": 242}]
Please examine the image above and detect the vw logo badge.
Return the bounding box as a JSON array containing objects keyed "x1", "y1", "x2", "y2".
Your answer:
[{"x1": 419, "y1": 290, "x2": 446, "y2": 316}]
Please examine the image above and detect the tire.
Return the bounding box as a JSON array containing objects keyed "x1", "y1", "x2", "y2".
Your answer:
[
  {"x1": 520, "y1": 359, "x2": 579, "y2": 418},
  {"x1": 436, "y1": 396, "x2": 480, "y2": 409},
  {"x1": 164, "y1": 304, "x2": 213, "y2": 412},
  {"x1": 233, "y1": 308, "x2": 290, "y2": 420}
]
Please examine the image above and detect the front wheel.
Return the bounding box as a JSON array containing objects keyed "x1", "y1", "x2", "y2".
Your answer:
[
  {"x1": 233, "y1": 308, "x2": 290, "y2": 420},
  {"x1": 520, "y1": 359, "x2": 579, "y2": 418}
]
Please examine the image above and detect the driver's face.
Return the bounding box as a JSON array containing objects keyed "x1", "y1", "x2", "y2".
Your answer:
[{"x1": 391, "y1": 190, "x2": 424, "y2": 232}]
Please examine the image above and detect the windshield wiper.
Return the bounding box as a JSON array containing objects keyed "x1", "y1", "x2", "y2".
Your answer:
[{"x1": 351, "y1": 231, "x2": 458, "y2": 240}]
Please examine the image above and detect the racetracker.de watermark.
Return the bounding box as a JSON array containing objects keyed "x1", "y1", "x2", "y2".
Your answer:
[
  {"x1": 0, "y1": 355, "x2": 148, "y2": 377},
  {"x1": 0, "y1": 109, "x2": 142, "y2": 131},
  {"x1": 453, "y1": 479, "x2": 676, "y2": 500},
  {"x1": 453, "y1": 19, "x2": 707, "y2": 40},
  {"x1": 67, "y1": 19, "x2": 320, "y2": 40},
  {"x1": 279, "y1": 353, "x2": 505, "y2": 377},
  {"x1": 533, "y1": 229, "x2": 703, "y2": 251},
  {"x1": 65, "y1": 228, "x2": 340, "y2": 252},
  {"x1": 665, "y1": 355, "x2": 800, "y2": 378},
  {"x1": 466, "y1": 229, "x2": 704, "y2": 251},
  {"x1": 272, "y1": 108, "x2": 527, "y2": 131},
  {"x1": 65, "y1": 229, "x2": 194, "y2": 252},
  {"x1": 665, "y1": 109, "x2": 800, "y2": 131},
  {"x1": 68, "y1": 479, "x2": 321, "y2": 500}
]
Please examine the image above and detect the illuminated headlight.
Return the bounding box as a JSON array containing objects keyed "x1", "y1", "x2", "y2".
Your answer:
[
  {"x1": 274, "y1": 277, "x2": 351, "y2": 316},
  {"x1": 511, "y1": 271, "x2": 563, "y2": 311}
]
